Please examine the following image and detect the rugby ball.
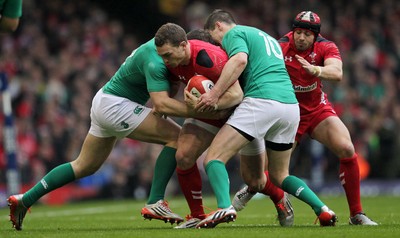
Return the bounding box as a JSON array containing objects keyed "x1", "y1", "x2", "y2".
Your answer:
[{"x1": 187, "y1": 75, "x2": 214, "y2": 98}]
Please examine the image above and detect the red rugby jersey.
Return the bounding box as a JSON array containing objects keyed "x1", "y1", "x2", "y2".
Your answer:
[
  {"x1": 279, "y1": 32, "x2": 342, "y2": 115},
  {"x1": 167, "y1": 39, "x2": 230, "y2": 127},
  {"x1": 168, "y1": 40, "x2": 228, "y2": 84}
]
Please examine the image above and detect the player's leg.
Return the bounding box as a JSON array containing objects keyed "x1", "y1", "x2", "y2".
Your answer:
[
  {"x1": 8, "y1": 134, "x2": 117, "y2": 230},
  {"x1": 234, "y1": 141, "x2": 294, "y2": 226},
  {"x1": 196, "y1": 124, "x2": 248, "y2": 228},
  {"x1": 129, "y1": 112, "x2": 183, "y2": 224},
  {"x1": 237, "y1": 140, "x2": 286, "y2": 203},
  {"x1": 263, "y1": 101, "x2": 336, "y2": 226},
  {"x1": 238, "y1": 139, "x2": 267, "y2": 191},
  {"x1": 268, "y1": 147, "x2": 336, "y2": 226},
  {"x1": 204, "y1": 125, "x2": 248, "y2": 208},
  {"x1": 311, "y1": 116, "x2": 377, "y2": 225},
  {"x1": 233, "y1": 139, "x2": 266, "y2": 211},
  {"x1": 8, "y1": 90, "x2": 128, "y2": 230},
  {"x1": 174, "y1": 120, "x2": 217, "y2": 228}
]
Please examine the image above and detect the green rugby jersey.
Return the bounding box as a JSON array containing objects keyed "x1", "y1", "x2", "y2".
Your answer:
[
  {"x1": 222, "y1": 25, "x2": 297, "y2": 104},
  {"x1": 0, "y1": 0, "x2": 22, "y2": 18},
  {"x1": 103, "y1": 39, "x2": 170, "y2": 105}
]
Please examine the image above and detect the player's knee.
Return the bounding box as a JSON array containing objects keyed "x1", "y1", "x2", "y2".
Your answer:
[
  {"x1": 242, "y1": 173, "x2": 265, "y2": 192},
  {"x1": 247, "y1": 180, "x2": 265, "y2": 192},
  {"x1": 268, "y1": 170, "x2": 286, "y2": 187},
  {"x1": 336, "y1": 142, "x2": 355, "y2": 158},
  {"x1": 71, "y1": 161, "x2": 100, "y2": 178},
  {"x1": 176, "y1": 149, "x2": 197, "y2": 170}
]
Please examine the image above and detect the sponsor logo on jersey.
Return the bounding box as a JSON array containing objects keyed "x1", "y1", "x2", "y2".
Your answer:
[
  {"x1": 284, "y1": 56, "x2": 293, "y2": 62},
  {"x1": 293, "y1": 82, "x2": 317, "y2": 92}
]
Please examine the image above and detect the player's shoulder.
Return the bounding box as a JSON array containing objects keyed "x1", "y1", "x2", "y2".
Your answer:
[
  {"x1": 315, "y1": 35, "x2": 337, "y2": 47},
  {"x1": 189, "y1": 39, "x2": 227, "y2": 66},
  {"x1": 314, "y1": 35, "x2": 341, "y2": 59},
  {"x1": 278, "y1": 32, "x2": 292, "y2": 44},
  {"x1": 189, "y1": 39, "x2": 221, "y2": 51}
]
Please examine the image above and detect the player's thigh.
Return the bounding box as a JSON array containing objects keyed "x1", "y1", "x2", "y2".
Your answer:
[
  {"x1": 177, "y1": 122, "x2": 216, "y2": 160},
  {"x1": 312, "y1": 116, "x2": 354, "y2": 154},
  {"x1": 72, "y1": 134, "x2": 117, "y2": 178},
  {"x1": 127, "y1": 113, "x2": 181, "y2": 146},
  {"x1": 205, "y1": 124, "x2": 248, "y2": 164}
]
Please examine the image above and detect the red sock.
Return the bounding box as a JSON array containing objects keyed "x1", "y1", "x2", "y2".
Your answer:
[
  {"x1": 339, "y1": 154, "x2": 363, "y2": 216},
  {"x1": 176, "y1": 164, "x2": 204, "y2": 219},
  {"x1": 260, "y1": 170, "x2": 284, "y2": 204}
]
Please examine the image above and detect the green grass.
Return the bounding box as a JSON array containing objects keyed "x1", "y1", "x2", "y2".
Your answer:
[{"x1": 0, "y1": 195, "x2": 399, "y2": 238}]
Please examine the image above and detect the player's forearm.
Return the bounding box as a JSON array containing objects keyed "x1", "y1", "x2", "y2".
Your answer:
[
  {"x1": 312, "y1": 64, "x2": 342, "y2": 81},
  {"x1": 312, "y1": 58, "x2": 343, "y2": 82},
  {"x1": 216, "y1": 81, "x2": 243, "y2": 109},
  {"x1": 213, "y1": 53, "x2": 247, "y2": 98},
  {"x1": 0, "y1": 18, "x2": 20, "y2": 33},
  {"x1": 153, "y1": 97, "x2": 194, "y2": 117},
  {"x1": 154, "y1": 98, "x2": 228, "y2": 120}
]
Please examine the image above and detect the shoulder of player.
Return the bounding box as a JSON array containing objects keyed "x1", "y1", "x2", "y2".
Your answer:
[
  {"x1": 315, "y1": 35, "x2": 337, "y2": 46},
  {"x1": 278, "y1": 35, "x2": 290, "y2": 44},
  {"x1": 314, "y1": 36, "x2": 340, "y2": 54},
  {"x1": 189, "y1": 39, "x2": 222, "y2": 52}
]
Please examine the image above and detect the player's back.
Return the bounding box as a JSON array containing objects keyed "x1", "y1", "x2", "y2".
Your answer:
[
  {"x1": 103, "y1": 39, "x2": 169, "y2": 105},
  {"x1": 222, "y1": 25, "x2": 297, "y2": 103}
]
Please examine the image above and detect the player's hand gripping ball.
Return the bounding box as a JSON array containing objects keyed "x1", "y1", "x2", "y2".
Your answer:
[{"x1": 187, "y1": 75, "x2": 214, "y2": 98}]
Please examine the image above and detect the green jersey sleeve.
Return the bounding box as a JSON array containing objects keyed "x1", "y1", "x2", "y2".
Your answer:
[{"x1": 0, "y1": 0, "x2": 22, "y2": 18}]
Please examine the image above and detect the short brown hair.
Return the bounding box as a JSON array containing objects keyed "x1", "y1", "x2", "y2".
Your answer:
[
  {"x1": 187, "y1": 29, "x2": 217, "y2": 45},
  {"x1": 155, "y1": 23, "x2": 187, "y2": 47},
  {"x1": 204, "y1": 9, "x2": 236, "y2": 31}
]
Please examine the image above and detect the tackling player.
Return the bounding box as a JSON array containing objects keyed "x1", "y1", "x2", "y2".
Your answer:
[{"x1": 7, "y1": 33, "x2": 228, "y2": 231}]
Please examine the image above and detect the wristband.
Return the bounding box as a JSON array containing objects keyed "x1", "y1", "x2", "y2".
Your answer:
[{"x1": 314, "y1": 66, "x2": 322, "y2": 77}]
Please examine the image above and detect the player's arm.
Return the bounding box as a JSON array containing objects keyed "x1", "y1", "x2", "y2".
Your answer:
[
  {"x1": 295, "y1": 55, "x2": 342, "y2": 82},
  {"x1": 318, "y1": 57, "x2": 342, "y2": 81},
  {"x1": 150, "y1": 90, "x2": 230, "y2": 119},
  {"x1": 214, "y1": 80, "x2": 243, "y2": 110},
  {"x1": 197, "y1": 52, "x2": 247, "y2": 110},
  {"x1": 184, "y1": 80, "x2": 242, "y2": 111},
  {"x1": 0, "y1": 16, "x2": 19, "y2": 33},
  {"x1": 0, "y1": 0, "x2": 22, "y2": 33}
]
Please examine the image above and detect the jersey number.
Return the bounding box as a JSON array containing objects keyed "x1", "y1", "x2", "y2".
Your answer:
[{"x1": 259, "y1": 32, "x2": 283, "y2": 59}]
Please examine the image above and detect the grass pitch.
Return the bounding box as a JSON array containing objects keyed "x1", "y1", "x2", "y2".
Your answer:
[{"x1": 1, "y1": 195, "x2": 399, "y2": 238}]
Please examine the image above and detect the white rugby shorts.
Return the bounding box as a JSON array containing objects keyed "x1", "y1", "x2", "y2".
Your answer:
[
  {"x1": 227, "y1": 97, "x2": 299, "y2": 144},
  {"x1": 184, "y1": 118, "x2": 265, "y2": 156},
  {"x1": 89, "y1": 89, "x2": 151, "y2": 139}
]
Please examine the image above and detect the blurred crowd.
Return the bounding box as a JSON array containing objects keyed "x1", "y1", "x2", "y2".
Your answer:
[{"x1": 0, "y1": 0, "x2": 399, "y2": 201}]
